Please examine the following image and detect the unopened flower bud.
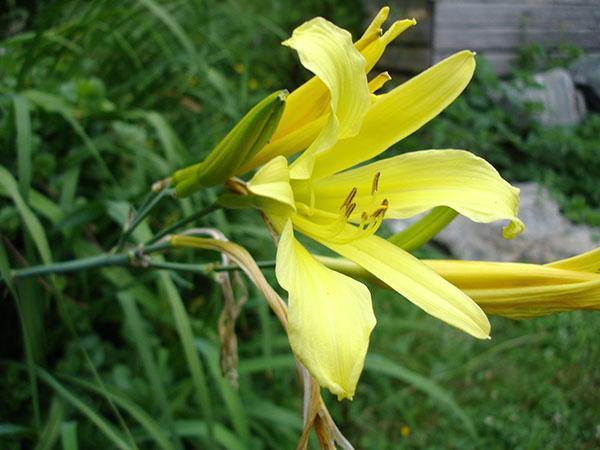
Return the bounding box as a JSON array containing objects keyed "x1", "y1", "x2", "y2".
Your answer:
[{"x1": 173, "y1": 90, "x2": 288, "y2": 197}]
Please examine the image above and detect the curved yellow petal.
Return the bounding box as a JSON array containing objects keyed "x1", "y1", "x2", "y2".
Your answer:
[
  {"x1": 312, "y1": 232, "x2": 491, "y2": 339},
  {"x1": 276, "y1": 221, "x2": 376, "y2": 400},
  {"x1": 247, "y1": 156, "x2": 295, "y2": 210},
  {"x1": 310, "y1": 149, "x2": 524, "y2": 239},
  {"x1": 281, "y1": 17, "x2": 370, "y2": 179},
  {"x1": 311, "y1": 51, "x2": 477, "y2": 179}
]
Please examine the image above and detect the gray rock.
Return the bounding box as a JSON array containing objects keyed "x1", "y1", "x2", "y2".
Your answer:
[
  {"x1": 514, "y1": 68, "x2": 587, "y2": 127},
  {"x1": 570, "y1": 55, "x2": 600, "y2": 111},
  {"x1": 389, "y1": 183, "x2": 599, "y2": 263}
]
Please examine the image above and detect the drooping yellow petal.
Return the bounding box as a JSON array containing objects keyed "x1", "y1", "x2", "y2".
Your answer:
[
  {"x1": 311, "y1": 51, "x2": 477, "y2": 179},
  {"x1": 424, "y1": 259, "x2": 600, "y2": 318},
  {"x1": 281, "y1": 17, "x2": 370, "y2": 179},
  {"x1": 305, "y1": 230, "x2": 490, "y2": 339},
  {"x1": 309, "y1": 149, "x2": 524, "y2": 239},
  {"x1": 276, "y1": 221, "x2": 376, "y2": 400},
  {"x1": 247, "y1": 156, "x2": 295, "y2": 211}
]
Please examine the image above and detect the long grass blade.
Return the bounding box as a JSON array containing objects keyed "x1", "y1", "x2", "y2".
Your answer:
[
  {"x1": 34, "y1": 398, "x2": 64, "y2": 450},
  {"x1": 365, "y1": 353, "x2": 477, "y2": 437},
  {"x1": 118, "y1": 292, "x2": 183, "y2": 449},
  {"x1": 0, "y1": 166, "x2": 52, "y2": 264},
  {"x1": 60, "y1": 422, "x2": 78, "y2": 450},
  {"x1": 13, "y1": 94, "x2": 33, "y2": 200},
  {"x1": 62, "y1": 376, "x2": 174, "y2": 450},
  {"x1": 35, "y1": 368, "x2": 131, "y2": 450},
  {"x1": 196, "y1": 339, "x2": 250, "y2": 441},
  {"x1": 174, "y1": 420, "x2": 246, "y2": 450},
  {"x1": 0, "y1": 242, "x2": 41, "y2": 433}
]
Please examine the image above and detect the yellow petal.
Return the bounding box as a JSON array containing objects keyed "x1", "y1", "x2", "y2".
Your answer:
[
  {"x1": 546, "y1": 247, "x2": 600, "y2": 273},
  {"x1": 282, "y1": 17, "x2": 370, "y2": 179},
  {"x1": 311, "y1": 51, "x2": 477, "y2": 179},
  {"x1": 310, "y1": 231, "x2": 490, "y2": 339},
  {"x1": 247, "y1": 156, "x2": 295, "y2": 211},
  {"x1": 276, "y1": 221, "x2": 376, "y2": 400},
  {"x1": 425, "y1": 259, "x2": 600, "y2": 318},
  {"x1": 310, "y1": 149, "x2": 524, "y2": 238},
  {"x1": 425, "y1": 260, "x2": 600, "y2": 289}
]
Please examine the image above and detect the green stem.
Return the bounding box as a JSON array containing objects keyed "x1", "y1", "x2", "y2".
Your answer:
[
  {"x1": 10, "y1": 239, "x2": 275, "y2": 281},
  {"x1": 11, "y1": 242, "x2": 170, "y2": 280},
  {"x1": 115, "y1": 188, "x2": 174, "y2": 252},
  {"x1": 388, "y1": 206, "x2": 458, "y2": 251},
  {"x1": 146, "y1": 203, "x2": 220, "y2": 245},
  {"x1": 216, "y1": 260, "x2": 276, "y2": 272}
]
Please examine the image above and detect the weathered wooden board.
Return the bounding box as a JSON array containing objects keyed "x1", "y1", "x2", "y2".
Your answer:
[
  {"x1": 379, "y1": 46, "x2": 432, "y2": 73},
  {"x1": 433, "y1": 4, "x2": 600, "y2": 29},
  {"x1": 435, "y1": 0, "x2": 598, "y2": 4},
  {"x1": 434, "y1": 29, "x2": 600, "y2": 51},
  {"x1": 363, "y1": 0, "x2": 600, "y2": 75}
]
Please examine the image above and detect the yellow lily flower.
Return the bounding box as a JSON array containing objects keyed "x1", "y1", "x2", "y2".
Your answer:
[
  {"x1": 230, "y1": 13, "x2": 525, "y2": 400},
  {"x1": 237, "y1": 6, "x2": 415, "y2": 174}
]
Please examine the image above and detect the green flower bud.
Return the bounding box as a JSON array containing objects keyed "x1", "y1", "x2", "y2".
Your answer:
[{"x1": 173, "y1": 89, "x2": 288, "y2": 197}]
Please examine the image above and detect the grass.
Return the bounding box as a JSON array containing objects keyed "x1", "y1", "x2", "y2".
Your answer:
[{"x1": 1, "y1": 1, "x2": 599, "y2": 449}]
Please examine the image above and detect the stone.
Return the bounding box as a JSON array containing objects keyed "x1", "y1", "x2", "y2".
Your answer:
[
  {"x1": 389, "y1": 183, "x2": 599, "y2": 263},
  {"x1": 570, "y1": 55, "x2": 600, "y2": 112},
  {"x1": 514, "y1": 68, "x2": 587, "y2": 127}
]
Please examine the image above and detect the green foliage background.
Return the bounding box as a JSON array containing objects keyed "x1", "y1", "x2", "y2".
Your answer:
[{"x1": 1, "y1": 1, "x2": 599, "y2": 449}]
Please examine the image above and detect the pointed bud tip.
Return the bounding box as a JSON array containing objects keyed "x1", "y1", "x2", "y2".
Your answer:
[{"x1": 277, "y1": 89, "x2": 289, "y2": 101}]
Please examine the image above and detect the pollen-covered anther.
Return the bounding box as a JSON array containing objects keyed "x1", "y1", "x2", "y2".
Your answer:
[
  {"x1": 345, "y1": 202, "x2": 357, "y2": 218},
  {"x1": 367, "y1": 197, "x2": 388, "y2": 218},
  {"x1": 340, "y1": 187, "x2": 358, "y2": 210},
  {"x1": 371, "y1": 171, "x2": 381, "y2": 195}
]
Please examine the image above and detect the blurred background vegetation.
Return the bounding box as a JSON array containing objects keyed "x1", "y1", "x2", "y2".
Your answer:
[{"x1": 0, "y1": 0, "x2": 598, "y2": 449}]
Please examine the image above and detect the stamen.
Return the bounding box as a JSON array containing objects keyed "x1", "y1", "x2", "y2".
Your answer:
[
  {"x1": 340, "y1": 187, "x2": 357, "y2": 210},
  {"x1": 371, "y1": 172, "x2": 381, "y2": 195},
  {"x1": 345, "y1": 203, "x2": 357, "y2": 218}
]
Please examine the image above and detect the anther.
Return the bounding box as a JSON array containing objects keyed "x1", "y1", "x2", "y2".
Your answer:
[
  {"x1": 345, "y1": 203, "x2": 357, "y2": 218},
  {"x1": 371, "y1": 172, "x2": 381, "y2": 195},
  {"x1": 340, "y1": 187, "x2": 358, "y2": 210}
]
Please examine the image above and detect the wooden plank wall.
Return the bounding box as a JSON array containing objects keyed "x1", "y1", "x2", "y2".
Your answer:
[{"x1": 363, "y1": 0, "x2": 600, "y2": 76}]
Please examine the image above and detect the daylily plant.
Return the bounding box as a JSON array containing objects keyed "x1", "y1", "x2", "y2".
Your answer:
[{"x1": 228, "y1": 10, "x2": 524, "y2": 400}]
